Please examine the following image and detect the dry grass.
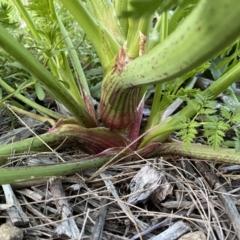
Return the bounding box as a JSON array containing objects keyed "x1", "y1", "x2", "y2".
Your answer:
[{"x1": 0, "y1": 111, "x2": 240, "y2": 240}]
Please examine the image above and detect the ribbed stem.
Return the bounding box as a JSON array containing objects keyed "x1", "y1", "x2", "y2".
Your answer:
[
  {"x1": 100, "y1": 83, "x2": 140, "y2": 130},
  {"x1": 139, "y1": 61, "x2": 240, "y2": 147},
  {"x1": 0, "y1": 25, "x2": 96, "y2": 127},
  {"x1": 0, "y1": 156, "x2": 111, "y2": 185},
  {"x1": 120, "y1": 0, "x2": 240, "y2": 88},
  {"x1": 160, "y1": 142, "x2": 240, "y2": 164},
  {"x1": 0, "y1": 123, "x2": 129, "y2": 165}
]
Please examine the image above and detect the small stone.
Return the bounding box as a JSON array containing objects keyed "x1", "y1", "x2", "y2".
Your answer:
[
  {"x1": 179, "y1": 231, "x2": 206, "y2": 240},
  {"x1": 0, "y1": 223, "x2": 23, "y2": 240}
]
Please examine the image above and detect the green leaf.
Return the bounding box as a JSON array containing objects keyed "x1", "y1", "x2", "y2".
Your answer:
[
  {"x1": 231, "y1": 114, "x2": 240, "y2": 123},
  {"x1": 176, "y1": 120, "x2": 201, "y2": 149},
  {"x1": 60, "y1": 0, "x2": 119, "y2": 70},
  {"x1": 0, "y1": 24, "x2": 96, "y2": 127},
  {"x1": 0, "y1": 2, "x2": 18, "y2": 28},
  {"x1": 220, "y1": 106, "x2": 231, "y2": 119},
  {"x1": 35, "y1": 82, "x2": 45, "y2": 101},
  {"x1": 201, "y1": 108, "x2": 217, "y2": 115},
  {"x1": 203, "y1": 120, "x2": 229, "y2": 149},
  {"x1": 14, "y1": 80, "x2": 32, "y2": 96},
  {"x1": 205, "y1": 100, "x2": 217, "y2": 109},
  {"x1": 234, "y1": 138, "x2": 240, "y2": 152}
]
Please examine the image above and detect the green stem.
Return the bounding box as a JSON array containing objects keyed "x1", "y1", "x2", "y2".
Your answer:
[
  {"x1": 6, "y1": 104, "x2": 56, "y2": 126},
  {"x1": 126, "y1": 13, "x2": 151, "y2": 58},
  {"x1": 49, "y1": 0, "x2": 83, "y2": 105},
  {"x1": 100, "y1": 70, "x2": 141, "y2": 130},
  {"x1": 140, "y1": 61, "x2": 240, "y2": 146},
  {"x1": 207, "y1": 62, "x2": 240, "y2": 95},
  {"x1": 58, "y1": 17, "x2": 90, "y2": 97},
  {"x1": 120, "y1": 0, "x2": 240, "y2": 88},
  {"x1": 48, "y1": 0, "x2": 57, "y2": 19},
  {"x1": 159, "y1": 142, "x2": 240, "y2": 164},
  {"x1": 1, "y1": 141, "x2": 239, "y2": 185},
  {"x1": 60, "y1": 54, "x2": 84, "y2": 105},
  {"x1": 0, "y1": 25, "x2": 96, "y2": 127},
  {"x1": 87, "y1": 0, "x2": 125, "y2": 45},
  {"x1": 146, "y1": 12, "x2": 168, "y2": 129},
  {"x1": 100, "y1": 0, "x2": 240, "y2": 130},
  {"x1": 0, "y1": 133, "x2": 67, "y2": 165},
  {"x1": 0, "y1": 78, "x2": 64, "y2": 120},
  {"x1": 60, "y1": 0, "x2": 120, "y2": 71},
  {"x1": 13, "y1": 0, "x2": 58, "y2": 77},
  {"x1": 0, "y1": 123, "x2": 129, "y2": 165},
  {"x1": 13, "y1": 0, "x2": 38, "y2": 39},
  {"x1": 168, "y1": 3, "x2": 188, "y2": 34},
  {"x1": 114, "y1": 0, "x2": 128, "y2": 38},
  {"x1": 0, "y1": 156, "x2": 111, "y2": 185},
  {"x1": 147, "y1": 14, "x2": 161, "y2": 51}
]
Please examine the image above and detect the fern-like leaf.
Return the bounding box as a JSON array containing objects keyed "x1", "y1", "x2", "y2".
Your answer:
[
  {"x1": 200, "y1": 108, "x2": 217, "y2": 115},
  {"x1": 0, "y1": 3, "x2": 18, "y2": 28},
  {"x1": 203, "y1": 120, "x2": 229, "y2": 149},
  {"x1": 176, "y1": 120, "x2": 201, "y2": 149},
  {"x1": 220, "y1": 106, "x2": 231, "y2": 119},
  {"x1": 231, "y1": 114, "x2": 240, "y2": 123}
]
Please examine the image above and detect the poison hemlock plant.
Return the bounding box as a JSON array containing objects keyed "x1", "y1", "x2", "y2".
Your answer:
[
  {"x1": 177, "y1": 92, "x2": 240, "y2": 150},
  {"x1": 0, "y1": 0, "x2": 240, "y2": 184}
]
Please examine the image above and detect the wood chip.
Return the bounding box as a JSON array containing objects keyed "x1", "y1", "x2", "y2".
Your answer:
[
  {"x1": 2, "y1": 184, "x2": 29, "y2": 226},
  {"x1": 150, "y1": 220, "x2": 191, "y2": 240},
  {"x1": 101, "y1": 172, "x2": 148, "y2": 231},
  {"x1": 127, "y1": 165, "x2": 173, "y2": 205},
  {"x1": 49, "y1": 178, "x2": 80, "y2": 239}
]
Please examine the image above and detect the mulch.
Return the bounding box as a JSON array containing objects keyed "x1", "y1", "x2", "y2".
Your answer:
[{"x1": 0, "y1": 110, "x2": 240, "y2": 240}]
